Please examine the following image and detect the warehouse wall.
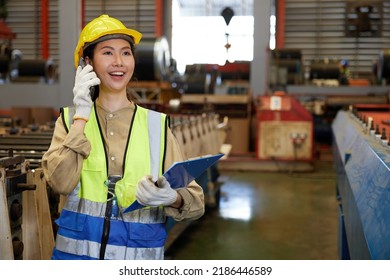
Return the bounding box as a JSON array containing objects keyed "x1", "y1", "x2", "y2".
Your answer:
[{"x1": 283, "y1": 0, "x2": 390, "y2": 79}]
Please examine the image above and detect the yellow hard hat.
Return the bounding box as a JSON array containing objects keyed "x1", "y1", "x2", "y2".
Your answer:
[{"x1": 74, "y1": 14, "x2": 142, "y2": 68}]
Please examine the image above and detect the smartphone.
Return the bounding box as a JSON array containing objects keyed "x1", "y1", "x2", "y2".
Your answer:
[
  {"x1": 79, "y1": 57, "x2": 87, "y2": 68},
  {"x1": 79, "y1": 57, "x2": 95, "y2": 99}
]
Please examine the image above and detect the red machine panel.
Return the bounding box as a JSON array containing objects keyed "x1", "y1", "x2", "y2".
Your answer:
[{"x1": 256, "y1": 95, "x2": 314, "y2": 161}]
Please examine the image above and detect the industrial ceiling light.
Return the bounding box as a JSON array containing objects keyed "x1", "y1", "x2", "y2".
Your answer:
[
  {"x1": 221, "y1": 7, "x2": 234, "y2": 26},
  {"x1": 221, "y1": 7, "x2": 234, "y2": 55}
]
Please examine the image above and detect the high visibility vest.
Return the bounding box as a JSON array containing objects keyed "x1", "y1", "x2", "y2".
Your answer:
[{"x1": 52, "y1": 104, "x2": 169, "y2": 260}]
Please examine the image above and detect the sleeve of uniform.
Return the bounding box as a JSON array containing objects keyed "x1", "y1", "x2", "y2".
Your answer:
[
  {"x1": 163, "y1": 128, "x2": 205, "y2": 221},
  {"x1": 41, "y1": 115, "x2": 91, "y2": 195}
]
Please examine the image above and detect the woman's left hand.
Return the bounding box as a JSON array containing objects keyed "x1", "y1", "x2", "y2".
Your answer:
[{"x1": 136, "y1": 175, "x2": 178, "y2": 207}]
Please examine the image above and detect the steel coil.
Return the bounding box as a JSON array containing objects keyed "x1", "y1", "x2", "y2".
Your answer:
[
  {"x1": 135, "y1": 37, "x2": 171, "y2": 81},
  {"x1": 15, "y1": 59, "x2": 56, "y2": 83},
  {"x1": 310, "y1": 61, "x2": 340, "y2": 80}
]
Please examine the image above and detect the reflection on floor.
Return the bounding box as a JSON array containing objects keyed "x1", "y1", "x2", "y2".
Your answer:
[{"x1": 165, "y1": 161, "x2": 339, "y2": 260}]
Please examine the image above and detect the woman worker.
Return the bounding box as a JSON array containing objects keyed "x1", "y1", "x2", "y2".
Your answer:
[{"x1": 42, "y1": 14, "x2": 204, "y2": 260}]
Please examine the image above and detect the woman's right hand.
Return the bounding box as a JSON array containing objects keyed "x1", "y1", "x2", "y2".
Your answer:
[{"x1": 72, "y1": 64, "x2": 100, "y2": 121}]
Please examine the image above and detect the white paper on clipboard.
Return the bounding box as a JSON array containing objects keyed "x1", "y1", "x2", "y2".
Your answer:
[{"x1": 123, "y1": 153, "x2": 224, "y2": 213}]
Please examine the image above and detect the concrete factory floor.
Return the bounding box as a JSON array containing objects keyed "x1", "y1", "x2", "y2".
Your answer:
[{"x1": 165, "y1": 157, "x2": 339, "y2": 260}]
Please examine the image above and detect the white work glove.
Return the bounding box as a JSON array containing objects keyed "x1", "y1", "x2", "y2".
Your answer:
[
  {"x1": 136, "y1": 175, "x2": 178, "y2": 207},
  {"x1": 73, "y1": 64, "x2": 100, "y2": 120}
]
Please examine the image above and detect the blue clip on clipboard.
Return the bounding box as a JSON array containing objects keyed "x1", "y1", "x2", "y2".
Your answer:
[{"x1": 124, "y1": 153, "x2": 224, "y2": 213}]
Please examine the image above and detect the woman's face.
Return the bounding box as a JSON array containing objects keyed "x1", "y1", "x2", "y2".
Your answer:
[{"x1": 88, "y1": 38, "x2": 135, "y2": 94}]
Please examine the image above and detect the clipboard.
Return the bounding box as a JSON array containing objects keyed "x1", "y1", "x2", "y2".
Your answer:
[
  {"x1": 123, "y1": 153, "x2": 224, "y2": 213},
  {"x1": 162, "y1": 153, "x2": 224, "y2": 189}
]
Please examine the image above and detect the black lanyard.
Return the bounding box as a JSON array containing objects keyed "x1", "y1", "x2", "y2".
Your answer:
[{"x1": 99, "y1": 175, "x2": 122, "y2": 260}]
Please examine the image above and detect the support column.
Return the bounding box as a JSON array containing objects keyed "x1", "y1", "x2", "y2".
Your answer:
[
  {"x1": 250, "y1": 0, "x2": 271, "y2": 97},
  {"x1": 58, "y1": 0, "x2": 82, "y2": 107}
]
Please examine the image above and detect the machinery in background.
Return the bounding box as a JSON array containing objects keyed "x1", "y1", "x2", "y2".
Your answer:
[
  {"x1": 0, "y1": 106, "x2": 56, "y2": 170},
  {"x1": 164, "y1": 112, "x2": 229, "y2": 251},
  {"x1": 0, "y1": 47, "x2": 56, "y2": 84},
  {"x1": 169, "y1": 113, "x2": 229, "y2": 207},
  {"x1": 180, "y1": 61, "x2": 250, "y2": 94},
  {"x1": 128, "y1": 36, "x2": 182, "y2": 105},
  {"x1": 0, "y1": 128, "x2": 54, "y2": 170},
  {"x1": 180, "y1": 64, "x2": 218, "y2": 94},
  {"x1": 129, "y1": 34, "x2": 250, "y2": 100},
  {"x1": 135, "y1": 37, "x2": 172, "y2": 82},
  {"x1": 179, "y1": 93, "x2": 251, "y2": 155},
  {"x1": 269, "y1": 48, "x2": 303, "y2": 88},
  {"x1": 255, "y1": 93, "x2": 314, "y2": 171},
  {"x1": 0, "y1": 19, "x2": 56, "y2": 84},
  {"x1": 129, "y1": 37, "x2": 251, "y2": 158},
  {"x1": 309, "y1": 58, "x2": 341, "y2": 86},
  {"x1": 0, "y1": 18, "x2": 16, "y2": 83},
  {"x1": 0, "y1": 152, "x2": 54, "y2": 260},
  {"x1": 332, "y1": 106, "x2": 390, "y2": 259},
  {"x1": 10, "y1": 58, "x2": 56, "y2": 84},
  {"x1": 377, "y1": 49, "x2": 390, "y2": 85}
]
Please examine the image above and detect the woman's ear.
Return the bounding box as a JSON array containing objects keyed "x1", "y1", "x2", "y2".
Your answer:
[{"x1": 85, "y1": 56, "x2": 92, "y2": 66}]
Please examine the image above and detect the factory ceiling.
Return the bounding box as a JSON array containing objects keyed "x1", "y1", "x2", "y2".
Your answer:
[{"x1": 176, "y1": 0, "x2": 254, "y2": 16}]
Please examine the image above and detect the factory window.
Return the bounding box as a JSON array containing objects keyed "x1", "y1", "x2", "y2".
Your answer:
[
  {"x1": 171, "y1": 1, "x2": 254, "y2": 74},
  {"x1": 269, "y1": 15, "x2": 276, "y2": 50}
]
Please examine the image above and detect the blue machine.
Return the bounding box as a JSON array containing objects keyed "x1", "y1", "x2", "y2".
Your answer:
[{"x1": 332, "y1": 110, "x2": 390, "y2": 259}]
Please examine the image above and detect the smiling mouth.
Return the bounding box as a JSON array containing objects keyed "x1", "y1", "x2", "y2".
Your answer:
[{"x1": 110, "y1": 71, "x2": 125, "y2": 77}]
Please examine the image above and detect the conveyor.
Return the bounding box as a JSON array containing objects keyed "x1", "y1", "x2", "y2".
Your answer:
[{"x1": 332, "y1": 108, "x2": 390, "y2": 259}]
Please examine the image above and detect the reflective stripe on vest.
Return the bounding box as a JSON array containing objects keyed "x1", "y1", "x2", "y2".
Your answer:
[
  {"x1": 54, "y1": 104, "x2": 168, "y2": 260},
  {"x1": 52, "y1": 236, "x2": 164, "y2": 260}
]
